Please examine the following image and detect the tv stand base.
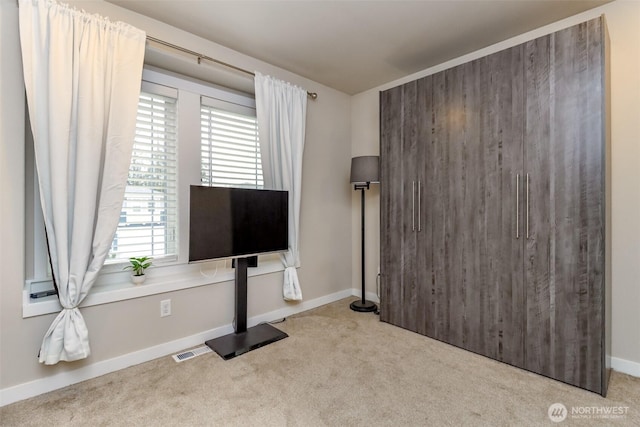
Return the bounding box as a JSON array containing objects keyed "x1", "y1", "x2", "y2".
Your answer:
[
  {"x1": 205, "y1": 323, "x2": 288, "y2": 360},
  {"x1": 205, "y1": 256, "x2": 288, "y2": 360}
]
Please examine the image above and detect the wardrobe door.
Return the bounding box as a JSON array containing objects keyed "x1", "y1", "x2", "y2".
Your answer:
[
  {"x1": 425, "y1": 47, "x2": 525, "y2": 365},
  {"x1": 380, "y1": 85, "x2": 403, "y2": 326},
  {"x1": 380, "y1": 82, "x2": 421, "y2": 331},
  {"x1": 413, "y1": 76, "x2": 432, "y2": 336},
  {"x1": 524, "y1": 18, "x2": 606, "y2": 394},
  {"x1": 469, "y1": 46, "x2": 525, "y2": 366},
  {"x1": 427, "y1": 62, "x2": 467, "y2": 349}
]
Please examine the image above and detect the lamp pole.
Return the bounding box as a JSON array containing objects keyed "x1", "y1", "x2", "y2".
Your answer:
[{"x1": 350, "y1": 182, "x2": 377, "y2": 312}]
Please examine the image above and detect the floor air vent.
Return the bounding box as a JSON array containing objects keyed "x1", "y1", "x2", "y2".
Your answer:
[{"x1": 172, "y1": 345, "x2": 212, "y2": 363}]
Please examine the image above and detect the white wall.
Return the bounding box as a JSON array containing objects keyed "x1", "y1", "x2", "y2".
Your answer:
[
  {"x1": 0, "y1": 0, "x2": 352, "y2": 403},
  {"x1": 351, "y1": 0, "x2": 640, "y2": 373}
]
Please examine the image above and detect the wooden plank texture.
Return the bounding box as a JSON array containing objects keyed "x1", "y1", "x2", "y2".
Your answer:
[
  {"x1": 426, "y1": 47, "x2": 525, "y2": 364},
  {"x1": 379, "y1": 86, "x2": 404, "y2": 325},
  {"x1": 415, "y1": 75, "x2": 432, "y2": 336},
  {"x1": 398, "y1": 80, "x2": 420, "y2": 332},
  {"x1": 524, "y1": 18, "x2": 605, "y2": 394},
  {"x1": 473, "y1": 46, "x2": 525, "y2": 366}
]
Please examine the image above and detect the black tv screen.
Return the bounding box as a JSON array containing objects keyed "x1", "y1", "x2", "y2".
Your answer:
[{"x1": 189, "y1": 185, "x2": 288, "y2": 262}]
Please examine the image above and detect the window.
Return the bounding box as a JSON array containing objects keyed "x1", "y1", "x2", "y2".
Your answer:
[
  {"x1": 25, "y1": 67, "x2": 281, "y2": 317},
  {"x1": 109, "y1": 84, "x2": 178, "y2": 262},
  {"x1": 200, "y1": 98, "x2": 262, "y2": 189}
]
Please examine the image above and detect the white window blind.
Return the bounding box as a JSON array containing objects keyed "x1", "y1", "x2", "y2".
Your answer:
[
  {"x1": 108, "y1": 85, "x2": 178, "y2": 262},
  {"x1": 200, "y1": 99, "x2": 263, "y2": 189}
]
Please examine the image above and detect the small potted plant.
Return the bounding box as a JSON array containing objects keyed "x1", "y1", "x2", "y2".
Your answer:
[{"x1": 124, "y1": 256, "x2": 153, "y2": 285}]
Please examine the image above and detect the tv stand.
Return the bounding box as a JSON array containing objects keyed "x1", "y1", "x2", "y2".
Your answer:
[{"x1": 205, "y1": 257, "x2": 288, "y2": 360}]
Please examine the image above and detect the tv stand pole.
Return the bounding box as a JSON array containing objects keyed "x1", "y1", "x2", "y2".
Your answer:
[{"x1": 205, "y1": 257, "x2": 288, "y2": 360}]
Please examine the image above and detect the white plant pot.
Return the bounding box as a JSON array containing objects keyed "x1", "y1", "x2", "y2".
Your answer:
[{"x1": 131, "y1": 274, "x2": 146, "y2": 285}]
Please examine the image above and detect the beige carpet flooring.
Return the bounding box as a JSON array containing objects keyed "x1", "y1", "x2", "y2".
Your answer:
[{"x1": 1, "y1": 298, "x2": 639, "y2": 426}]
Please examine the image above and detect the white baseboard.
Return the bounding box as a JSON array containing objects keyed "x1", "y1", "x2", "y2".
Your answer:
[
  {"x1": 0, "y1": 289, "x2": 352, "y2": 407},
  {"x1": 611, "y1": 357, "x2": 640, "y2": 378},
  {"x1": 351, "y1": 288, "x2": 380, "y2": 304}
]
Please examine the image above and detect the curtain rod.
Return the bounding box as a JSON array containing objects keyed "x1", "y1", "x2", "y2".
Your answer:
[{"x1": 147, "y1": 36, "x2": 318, "y2": 100}]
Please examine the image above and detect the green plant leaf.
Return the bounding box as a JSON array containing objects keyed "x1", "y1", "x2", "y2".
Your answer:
[{"x1": 122, "y1": 256, "x2": 153, "y2": 276}]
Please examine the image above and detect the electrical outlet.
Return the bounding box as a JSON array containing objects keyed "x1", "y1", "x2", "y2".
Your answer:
[{"x1": 160, "y1": 299, "x2": 171, "y2": 317}]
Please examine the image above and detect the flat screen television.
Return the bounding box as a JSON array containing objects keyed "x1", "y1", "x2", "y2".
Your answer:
[{"x1": 189, "y1": 185, "x2": 288, "y2": 262}]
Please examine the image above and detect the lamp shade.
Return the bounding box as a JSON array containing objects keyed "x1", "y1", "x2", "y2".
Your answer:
[{"x1": 350, "y1": 156, "x2": 379, "y2": 184}]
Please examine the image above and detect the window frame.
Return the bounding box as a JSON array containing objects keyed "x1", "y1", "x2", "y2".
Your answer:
[{"x1": 23, "y1": 66, "x2": 283, "y2": 318}]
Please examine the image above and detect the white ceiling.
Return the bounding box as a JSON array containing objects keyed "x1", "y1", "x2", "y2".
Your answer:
[{"x1": 107, "y1": 0, "x2": 610, "y2": 95}]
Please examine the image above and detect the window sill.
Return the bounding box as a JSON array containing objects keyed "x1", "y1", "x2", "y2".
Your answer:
[{"x1": 23, "y1": 259, "x2": 284, "y2": 318}]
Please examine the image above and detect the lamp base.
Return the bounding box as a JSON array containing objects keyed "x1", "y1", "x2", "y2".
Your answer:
[{"x1": 350, "y1": 299, "x2": 378, "y2": 313}]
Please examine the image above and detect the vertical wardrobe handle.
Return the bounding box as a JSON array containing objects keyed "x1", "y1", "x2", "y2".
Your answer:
[
  {"x1": 417, "y1": 180, "x2": 421, "y2": 232},
  {"x1": 412, "y1": 181, "x2": 416, "y2": 231},
  {"x1": 516, "y1": 174, "x2": 520, "y2": 239},
  {"x1": 526, "y1": 174, "x2": 530, "y2": 239}
]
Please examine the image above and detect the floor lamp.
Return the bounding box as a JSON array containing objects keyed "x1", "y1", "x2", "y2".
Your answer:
[{"x1": 350, "y1": 156, "x2": 379, "y2": 313}]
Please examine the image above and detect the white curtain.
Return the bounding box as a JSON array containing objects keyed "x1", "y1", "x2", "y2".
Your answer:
[
  {"x1": 19, "y1": 0, "x2": 146, "y2": 364},
  {"x1": 254, "y1": 72, "x2": 307, "y2": 301}
]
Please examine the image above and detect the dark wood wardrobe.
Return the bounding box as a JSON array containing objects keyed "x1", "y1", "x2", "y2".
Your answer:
[{"x1": 379, "y1": 17, "x2": 611, "y2": 396}]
